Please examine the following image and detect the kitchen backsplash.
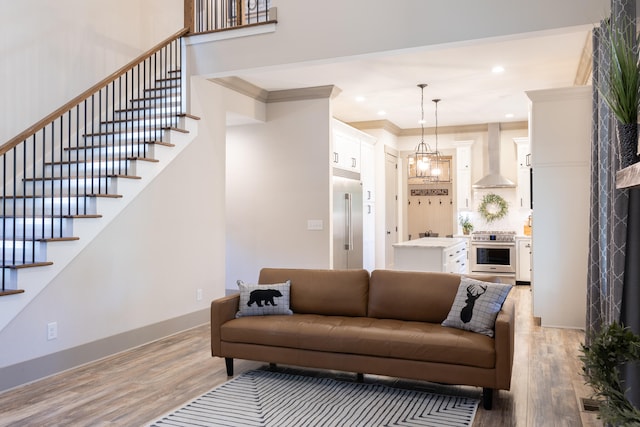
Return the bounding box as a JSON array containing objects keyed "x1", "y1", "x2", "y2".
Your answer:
[{"x1": 460, "y1": 187, "x2": 531, "y2": 235}]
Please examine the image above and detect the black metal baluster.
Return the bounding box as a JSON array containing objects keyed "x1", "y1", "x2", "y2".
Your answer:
[
  {"x1": 68, "y1": 110, "x2": 73, "y2": 217},
  {"x1": 31, "y1": 135, "x2": 36, "y2": 247},
  {"x1": 98, "y1": 89, "x2": 102, "y2": 194},
  {"x1": 83, "y1": 99, "x2": 88, "y2": 210},
  {"x1": 111, "y1": 80, "x2": 116, "y2": 179},
  {"x1": 59, "y1": 115, "x2": 64, "y2": 240},
  {"x1": 90, "y1": 94, "x2": 95, "y2": 196},
  {"x1": 124, "y1": 71, "x2": 130, "y2": 176},
  {"x1": 21, "y1": 138, "x2": 27, "y2": 264},
  {"x1": 75, "y1": 105, "x2": 81, "y2": 216},
  {"x1": 13, "y1": 147, "x2": 20, "y2": 266},
  {"x1": 142, "y1": 60, "x2": 147, "y2": 158},
  {"x1": 2, "y1": 153, "x2": 6, "y2": 277}
]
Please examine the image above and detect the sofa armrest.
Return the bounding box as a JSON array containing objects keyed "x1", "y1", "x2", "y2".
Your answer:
[
  {"x1": 493, "y1": 297, "x2": 515, "y2": 390},
  {"x1": 211, "y1": 294, "x2": 240, "y2": 356}
]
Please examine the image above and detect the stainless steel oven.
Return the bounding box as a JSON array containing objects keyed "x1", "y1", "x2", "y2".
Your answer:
[{"x1": 470, "y1": 231, "x2": 516, "y2": 275}]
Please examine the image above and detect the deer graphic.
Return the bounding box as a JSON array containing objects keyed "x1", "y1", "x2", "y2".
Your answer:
[{"x1": 460, "y1": 283, "x2": 488, "y2": 323}]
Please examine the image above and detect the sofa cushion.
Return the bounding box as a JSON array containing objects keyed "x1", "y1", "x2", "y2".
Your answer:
[
  {"x1": 368, "y1": 270, "x2": 462, "y2": 323},
  {"x1": 221, "y1": 314, "x2": 495, "y2": 369},
  {"x1": 442, "y1": 277, "x2": 512, "y2": 337},
  {"x1": 235, "y1": 280, "x2": 293, "y2": 318},
  {"x1": 258, "y1": 268, "x2": 370, "y2": 317}
]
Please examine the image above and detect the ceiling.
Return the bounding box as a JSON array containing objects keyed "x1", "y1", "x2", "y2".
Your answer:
[{"x1": 227, "y1": 27, "x2": 592, "y2": 130}]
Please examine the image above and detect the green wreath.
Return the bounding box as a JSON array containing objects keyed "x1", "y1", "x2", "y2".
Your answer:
[{"x1": 478, "y1": 193, "x2": 509, "y2": 222}]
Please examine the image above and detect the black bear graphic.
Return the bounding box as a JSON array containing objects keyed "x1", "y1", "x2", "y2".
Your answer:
[
  {"x1": 247, "y1": 289, "x2": 283, "y2": 307},
  {"x1": 460, "y1": 283, "x2": 487, "y2": 323}
]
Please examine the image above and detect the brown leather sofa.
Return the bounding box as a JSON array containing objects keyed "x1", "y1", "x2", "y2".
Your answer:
[{"x1": 211, "y1": 268, "x2": 515, "y2": 410}]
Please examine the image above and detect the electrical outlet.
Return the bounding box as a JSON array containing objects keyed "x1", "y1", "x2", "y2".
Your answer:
[
  {"x1": 196, "y1": 288, "x2": 203, "y2": 301},
  {"x1": 47, "y1": 322, "x2": 58, "y2": 340}
]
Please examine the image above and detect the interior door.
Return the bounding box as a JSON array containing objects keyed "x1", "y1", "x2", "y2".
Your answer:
[{"x1": 385, "y1": 152, "x2": 398, "y2": 268}]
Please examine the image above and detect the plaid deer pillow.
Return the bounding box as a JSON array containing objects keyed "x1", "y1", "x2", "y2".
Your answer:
[{"x1": 442, "y1": 277, "x2": 512, "y2": 337}]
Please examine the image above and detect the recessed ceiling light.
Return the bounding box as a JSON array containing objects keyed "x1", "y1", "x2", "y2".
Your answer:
[
  {"x1": 377, "y1": 110, "x2": 386, "y2": 116},
  {"x1": 355, "y1": 95, "x2": 366, "y2": 102},
  {"x1": 505, "y1": 113, "x2": 515, "y2": 119},
  {"x1": 492, "y1": 65, "x2": 505, "y2": 74}
]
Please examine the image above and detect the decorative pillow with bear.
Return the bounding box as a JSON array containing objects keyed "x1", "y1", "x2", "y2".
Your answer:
[
  {"x1": 235, "y1": 280, "x2": 293, "y2": 318},
  {"x1": 442, "y1": 277, "x2": 512, "y2": 337}
]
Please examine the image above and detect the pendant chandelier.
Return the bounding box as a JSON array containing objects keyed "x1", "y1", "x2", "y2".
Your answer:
[{"x1": 408, "y1": 84, "x2": 447, "y2": 182}]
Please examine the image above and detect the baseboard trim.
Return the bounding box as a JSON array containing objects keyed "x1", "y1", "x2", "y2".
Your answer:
[{"x1": 0, "y1": 308, "x2": 210, "y2": 393}]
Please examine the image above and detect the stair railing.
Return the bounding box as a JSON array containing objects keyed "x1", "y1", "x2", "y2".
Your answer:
[
  {"x1": 0, "y1": 28, "x2": 189, "y2": 293},
  {"x1": 190, "y1": 0, "x2": 273, "y2": 33}
]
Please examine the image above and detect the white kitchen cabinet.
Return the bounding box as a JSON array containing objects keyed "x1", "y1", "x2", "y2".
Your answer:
[
  {"x1": 514, "y1": 137, "x2": 531, "y2": 209},
  {"x1": 332, "y1": 121, "x2": 361, "y2": 173},
  {"x1": 455, "y1": 142, "x2": 473, "y2": 212},
  {"x1": 516, "y1": 237, "x2": 531, "y2": 282},
  {"x1": 527, "y1": 86, "x2": 590, "y2": 329},
  {"x1": 393, "y1": 238, "x2": 467, "y2": 273},
  {"x1": 361, "y1": 141, "x2": 375, "y2": 202},
  {"x1": 363, "y1": 202, "x2": 375, "y2": 272}
]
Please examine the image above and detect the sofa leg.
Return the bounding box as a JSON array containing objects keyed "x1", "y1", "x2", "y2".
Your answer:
[
  {"x1": 225, "y1": 358, "x2": 234, "y2": 376},
  {"x1": 356, "y1": 373, "x2": 364, "y2": 382},
  {"x1": 269, "y1": 363, "x2": 277, "y2": 371},
  {"x1": 482, "y1": 388, "x2": 494, "y2": 410}
]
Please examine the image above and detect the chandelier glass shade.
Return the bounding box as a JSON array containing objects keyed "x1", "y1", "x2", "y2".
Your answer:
[{"x1": 408, "y1": 85, "x2": 449, "y2": 182}]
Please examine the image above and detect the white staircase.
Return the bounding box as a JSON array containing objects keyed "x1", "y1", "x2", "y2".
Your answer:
[{"x1": 0, "y1": 71, "x2": 199, "y2": 332}]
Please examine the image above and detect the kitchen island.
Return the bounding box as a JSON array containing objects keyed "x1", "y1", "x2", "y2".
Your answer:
[{"x1": 393, "y1": 237, "x2": 468, "y2": 273}]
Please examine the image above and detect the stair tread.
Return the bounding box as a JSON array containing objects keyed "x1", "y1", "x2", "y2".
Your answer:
[
  {"x1": 65, "y1": 141, "x2": 175, "y2": 151},
  {"x1": 0, "y1": 194, "x2": 123, "y2": 200},
  {"x1": 23, "y1": 174, "x2": 142, "y2": 181},
  {"x1": 0, "y1": 289, "x2": 25, "y2": 296},
  {"x1": 38, "y1": 237, "x2": 80, "y2": 243},
  {"x1": 0, "y1": 214, "x2": 102, "y2": 219},
  {"x1": 83, "y1": 127, "x2": 179, "y2": 137},
  {"x1": 45, "y1": 157, "x2": 159, "y2": 166},
  {"x1": 100, "y1": 116, "x2": 179, "y2": 125},
  {"x1": 115, "y1": 104, "x2": 180, "y2": 114},
  {"x1": 178, "y1": 113, "x2": 201, "y2": 120},
  {"x1": 3, "y1": 261, "x2": 54, "y2": 269}
]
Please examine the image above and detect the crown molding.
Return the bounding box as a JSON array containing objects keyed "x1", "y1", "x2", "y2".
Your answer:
[
  {"x1": 398, "y1": 121, "x2": 527, "y2": 137},
  {"x1": 574, "y1": 31, "x2": 592, "y2": 86},
  {"x1": 212, "y1": 77, "x2": 340, "y2": 104},
  {"x1": 348, "y1": 120, "x2": 402, "y2": 135},
  {"x1": 211, "y1": 76, "x2": 269, "y2": 102},
  {"x1": 267, "y1": 85, "x2": 340, "y2": 103}
]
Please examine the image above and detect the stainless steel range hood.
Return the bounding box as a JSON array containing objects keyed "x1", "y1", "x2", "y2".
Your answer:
[{"x1": 472, "y1": 123, "x2": 516, "y2": 189}]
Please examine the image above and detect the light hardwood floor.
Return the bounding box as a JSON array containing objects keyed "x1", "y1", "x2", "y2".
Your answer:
[{"x1": 0, "y1": 285, "x2": 602, "y2": 426}]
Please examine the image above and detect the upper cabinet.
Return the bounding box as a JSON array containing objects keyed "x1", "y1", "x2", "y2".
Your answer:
[
  {"x1": 332, "y1": 122, "x2": 361, "y2": 173},
  {"x1": 514, "y1": 137, "x2": 531, "y2": 210},
  {"x1": 455, "y1": 141, "x2": 473, "y2": 211}
]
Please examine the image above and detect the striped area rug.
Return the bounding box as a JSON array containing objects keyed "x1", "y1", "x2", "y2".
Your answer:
[{"x1": 149, "y1": 369, "x2": 479, "y2": 426}]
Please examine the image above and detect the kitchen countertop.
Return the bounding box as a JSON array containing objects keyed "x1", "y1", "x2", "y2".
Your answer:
[{"x1": 393, "y1": 237, "x2": 468, "y2": 248}]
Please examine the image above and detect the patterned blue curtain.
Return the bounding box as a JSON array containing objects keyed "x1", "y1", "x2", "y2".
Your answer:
[
  {"x1": 587, "y1": 0, "x2": 640, "y2": 408},
  {"x1": 586, "y1": 19, "x2": 627, "y2": 338}
]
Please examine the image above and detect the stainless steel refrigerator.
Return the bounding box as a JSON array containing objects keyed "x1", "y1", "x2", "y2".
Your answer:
[{"x1": 333, "y1": 175, "x2": 363, "y2": 269}]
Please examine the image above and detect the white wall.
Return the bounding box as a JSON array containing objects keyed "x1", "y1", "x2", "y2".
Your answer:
[
  {"x1": 189, "y1": 0, "x2": 609, "y2": 78},
  {"x1": 527, "y1": 86, "x2": 591, "y2": 329},
  {"x1": 0, "y1": 0, "x2": 183, "y2": 144},
  {"x1": 226, "y1": 94, "x2": 333, "y2": 288}
]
